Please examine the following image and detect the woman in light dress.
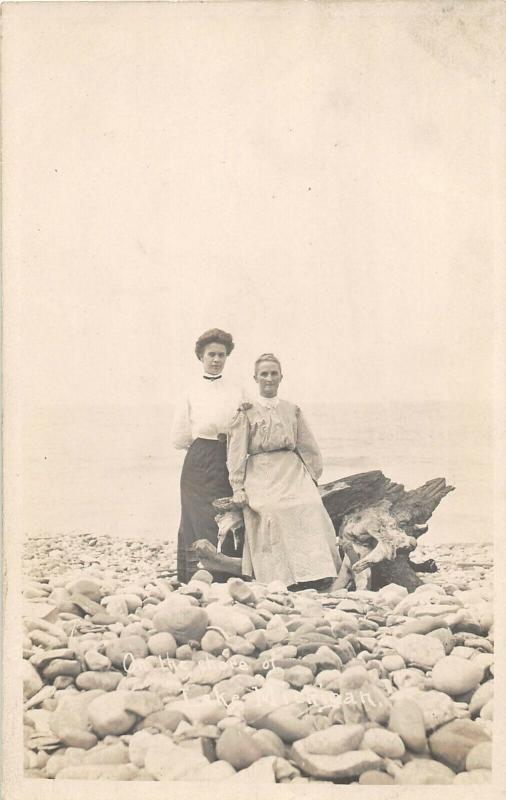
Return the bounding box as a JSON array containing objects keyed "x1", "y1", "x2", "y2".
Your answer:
[
  {"x1": 171, "y1": 328, "x2": 246, "y2": 583},
  {"x1": 227, "y1": 353, "x2": 341, "y2": 589}
]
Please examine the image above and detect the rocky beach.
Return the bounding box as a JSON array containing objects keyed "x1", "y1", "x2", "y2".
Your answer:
[{"x1": 22, "y1": 534, "x2": 494, "y2": 784}]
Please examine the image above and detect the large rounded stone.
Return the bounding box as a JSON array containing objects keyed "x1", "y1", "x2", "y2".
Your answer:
[
  {"x1": 227, "y1": 578, "x2": 256, "y2": 605},
  {"x1": 83, "y1": 742, "x2": 130, "y2": 765},
  {"x1": 226, "y1": 756, "x2": 277, "y2": 783},
  {"x1": 147, "y1": 631, "x2": 177, "y2": 657},
  {"x1": 87, "y1": 691, "x2": 139, "y2": 738},
  {"x1": 192, "y1": 569, "x2": 213, "y2": 585},
  {"x1": 128, "y1": 730, "x2": 157, "y2": 767},
  {"x1": 189, "y1": 660, "x2": 233, "y2": 686},
  {"x1": 389, "y1": 698, "x2": 427, "y2": 752},
  {"x1": 431, "y1": 656, "x2": 483, "y2": 696},
  {"x1": 361, "y1": 728, "x2": 405, "y2": 758},
  {"x1": 303, "y1": 724, "x2": 364, "y2": 755},
  {"x1": 123, "y1": 691, "x2": 163, "y2": 717},
  {"x1": 49, "y1": 690, "x2": 104, "y2": 743},
  {"x1": 393, "y1": 634, "x2": 445, "y2": 670},
  {"x1": 42, "y1": 659, "x2": 81, "y2": 681},
  {"x1": 135, "y1": 709, "x2": 185, "y2": 733},
  {"x1": 466, "y1": 741, "x2": 492, "y2": 771},
  {"x1": 382, "y1": 655, "x2": 405, "y2": 672},
  {"x1": 120, "y1": 622, "x2": 147, "y2": 638},
  {"x1": 391, "y1": 668, "x2": 426, "y2": 690},
  {"x1": 399, "y1": 688, "x2": 458, "y2": 732},
  {"x1": 242, "y1": 683, "x2": 300, "y2": 726},
  {"x1": 252, "y1": 709, "x2": 314, "y2": 743},
  {"x1": 428, "y1": 627, "x2": 455, "y2": 654},
  {"x1": 429, "y1": 719, "x2": 491, "y2": 772},
  {"x1": 59, "y1": 729, "x2": 98, "y2": 750},
  {"x1": 113, "y1": 593, "x2": 143, "y2": 613},
  {"x1": 316, "y1": 670, "x2": 342, "y2": 691},
  {"x1": 291, "y1": 742, "x2": 383, "y2": 780},
  {"x1": 165, "y1": 698, "x2": 227, "y2": 726},
  {"x1": 454, "y1": 769, "x2": 492, "y2": 784},
  {"x1": 46, "y1": 751, "x2": 82, "y2": 779},
  {"x1": 377, "y1": 584, "x2": 408, "y2": 608},
  {"x1": 394, "y1": 759, "x2": 455, "y2": 784},
  {"x1": 227, "y1": 635, "x2": 256, "y2": 656},
  {"x1": 284, "y1": 666, "x2": 314, "y2": 689},
  {"x1": 216, "y1": 728, "x2": 263, "y2": 770},
  {"x1": 152, "y1": 604, "x2": 208, "y2": 643},
  {"x1": 138, "y1": 670, "x2": 183, "y2": 699},
  {"x1": 104, "y1": 636, "x2": 148, "y2": 669},
  {"x1": 251, "y1": 729, "x2": 286, "y2": 758},
  {"x1": 76, "y1": 671, "x2": 122, "y2": 692},
  {"x1": 23, "y1": 661, "x2": 43, "y2": 701},
  {"x1": 66, "y1": 578, "x2": 103, "y2": 603},
  {"x1": 104, "y1": 597, "x2": 130, "y2": 616},
  {"x1": 340, "y1": 666, "x2": 368, "y2": 691},
  {"x1": 205, "y1": 603, "x2": 255, "y2": 636},
  {"x1": 361, "y1": 684, "x2": 392, "y2": 725},
  {"x1": 84, "y1": 651, "x2": 112, "y2": 671},
  {"x1": 200, "y1": 630, "x2": 226, "y2": 655},
  {"x1": 70, "y1": 593, "x2": 104, "y2": 616}
]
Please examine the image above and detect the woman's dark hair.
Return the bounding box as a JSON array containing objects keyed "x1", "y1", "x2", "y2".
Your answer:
[{"x1": 195, "y1": 328, "x2": 235, "y2": 360}]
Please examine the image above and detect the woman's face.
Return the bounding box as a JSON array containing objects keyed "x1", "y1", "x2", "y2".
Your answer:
[
  {"x1": 255, "y1": 360, "x2": 282, "y2": 397},
  {"x1": 201, "y1": 342, "x2": 228, "y2": 375}
]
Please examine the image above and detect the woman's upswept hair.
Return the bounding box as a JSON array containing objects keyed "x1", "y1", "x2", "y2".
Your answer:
[
  {"x1": 254, "y1": 353, "x2": 282, "y2": 374},
  {"x1": 195, "y1": 328, "x2": 235, "y2": 360}
]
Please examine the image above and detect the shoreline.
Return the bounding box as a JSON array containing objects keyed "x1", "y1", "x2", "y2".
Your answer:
[{"x1": 23, "y1": 533, "x2": 494, "y2": 584}]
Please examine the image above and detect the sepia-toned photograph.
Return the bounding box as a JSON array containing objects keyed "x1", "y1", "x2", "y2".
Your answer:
[{"x1": 2, "y1": 1, "x2": 505, "y2": 797}]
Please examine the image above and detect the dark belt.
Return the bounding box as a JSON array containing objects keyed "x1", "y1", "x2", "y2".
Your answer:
[{"x1": 250, "y1": 447, "x2": 292, "y2": 456}]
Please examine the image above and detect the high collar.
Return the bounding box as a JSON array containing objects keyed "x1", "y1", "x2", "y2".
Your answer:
[{"x1": 257, "y1": 395, "x2": 280, "y2": 408}]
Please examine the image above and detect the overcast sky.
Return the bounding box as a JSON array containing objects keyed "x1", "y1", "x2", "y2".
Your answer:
[{"x1": 4, "y1": 2, "x2": 502, "y2": 409}]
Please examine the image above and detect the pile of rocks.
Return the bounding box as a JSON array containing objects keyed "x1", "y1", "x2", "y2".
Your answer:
[{"x1": 22, "y1": 535, "x2": 493, "y2": 783}]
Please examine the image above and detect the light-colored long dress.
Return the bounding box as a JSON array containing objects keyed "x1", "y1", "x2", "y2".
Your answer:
[{"x1": 227, "y1": 397, "x2": 340, "y2": 586}]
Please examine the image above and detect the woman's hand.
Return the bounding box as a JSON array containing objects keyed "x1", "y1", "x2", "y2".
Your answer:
[{"x1": 232, "y1": 489, "x2": 248, "y2": 508}]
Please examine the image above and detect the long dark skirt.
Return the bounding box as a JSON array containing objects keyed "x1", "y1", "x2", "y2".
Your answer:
[{"x1": 176, "y1": 437, "x2": 237, "y2": 583}]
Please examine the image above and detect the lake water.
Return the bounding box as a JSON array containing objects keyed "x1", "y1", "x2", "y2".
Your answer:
[{"x1": 20, "y1": 401, "x2": 493, "y2": 543}]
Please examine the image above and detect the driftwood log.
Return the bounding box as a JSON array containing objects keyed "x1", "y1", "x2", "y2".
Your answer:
[
  {"x1": 193, "y1": 470, "x2": 454, "y2": 592},
  {"x1": 319, "y1": 471, "x2": 454, "y2": 591}
]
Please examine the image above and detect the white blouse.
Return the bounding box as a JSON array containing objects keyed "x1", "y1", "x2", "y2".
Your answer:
[{"x1": 171, "y1": 374, "x2": 247, "y2": 450}]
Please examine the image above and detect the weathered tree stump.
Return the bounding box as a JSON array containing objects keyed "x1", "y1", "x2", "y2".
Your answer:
[{"x1": 321, "y1": 472, "x2": 454, "y2": 591}]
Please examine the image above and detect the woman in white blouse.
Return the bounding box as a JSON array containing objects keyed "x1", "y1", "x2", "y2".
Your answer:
[{"x1": 171, "y1": 328, "x2": 246, "y2": 583}]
